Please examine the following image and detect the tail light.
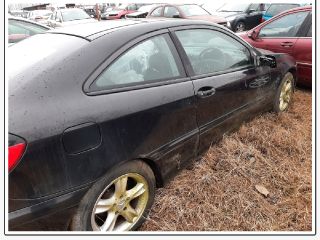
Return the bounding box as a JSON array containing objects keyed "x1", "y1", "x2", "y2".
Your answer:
[{"x1": 8, "y1": 134, "x2": 26, "y2": 172}]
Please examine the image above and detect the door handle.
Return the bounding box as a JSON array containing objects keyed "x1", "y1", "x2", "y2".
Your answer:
[
  {"x1": 197, "y1": 87, "x2": 216, "y2": 98},
  {"x1": 280, "y1": 42, "x2": 294, "y2": 47}
]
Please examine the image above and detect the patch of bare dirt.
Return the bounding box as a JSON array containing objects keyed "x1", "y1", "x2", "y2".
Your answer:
[{"x1": 141, "y1": 89, "x2": 312, "y2": 231}]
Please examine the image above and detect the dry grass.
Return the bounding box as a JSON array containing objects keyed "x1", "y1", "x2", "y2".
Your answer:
[{"x1": 141, "y1": 89, "x2": 312, "y2": 231}]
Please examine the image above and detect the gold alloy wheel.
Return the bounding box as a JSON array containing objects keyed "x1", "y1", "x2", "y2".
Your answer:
[
  {"x1": 91, "y1": 173, "x2": 149, "y2": 231},
  {"x1": 279, "y1": 74, "x2": 293, "y2": 111}
]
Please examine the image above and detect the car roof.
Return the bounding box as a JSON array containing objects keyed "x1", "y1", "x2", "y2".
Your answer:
[{"x1": 47, "y1": 18, "x2": 221, "y2": 41}]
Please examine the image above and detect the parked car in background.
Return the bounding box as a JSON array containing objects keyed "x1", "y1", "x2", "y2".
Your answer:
[
  {"x1": 262, "y1": 3, "x2": 300, "y2": 22},
  {"x1": 47, "y1": 8, "x2": 97, "y2": 28},
  {"x1": 147, "y1": 4, "x2": 229, "y2": 28},
  {"x1": 102, "y1": 3, "x2": 144, "y2": 20},
  {"x1": 214, "y1": 3, "x2": 268, "y2": 32},
  {"x1": 9, "y1": 19, "x2": 296, "y2": 232},
  {"x1": 238, "y1": 6, "x2": 312, "y2": 87},
  {"x1": 8, "y1": 16, "x2": 50, "y2": 44},
  {"x1": 9, "y1": 10, "x2": 29, "y2": 18},
  {"x1": 27, "y1": 9, "x2": 52, "y2": 25},
  {"x1": 83, "y1": 6, "x2": 97, "y2": 18},
  {"x1": 125, "y1": 4, "x2": 158, "y2": 19}
]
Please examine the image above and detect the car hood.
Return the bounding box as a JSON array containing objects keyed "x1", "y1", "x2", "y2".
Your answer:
[
  {"x1": 186, "y1": 15, "x2": 227, "y2": 23},
  {"x1": 62, "y1": 18, "x2": 97, "y2": 26}
]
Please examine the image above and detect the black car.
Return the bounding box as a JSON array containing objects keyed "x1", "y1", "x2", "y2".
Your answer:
[
  {"x1": 8, "y1": 19, "x2": 296, "y2": 231},
  {"x1": 215, "y1": 3, "x2": 268, "y2": 32}
]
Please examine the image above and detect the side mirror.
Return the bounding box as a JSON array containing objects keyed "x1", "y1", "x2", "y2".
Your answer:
[
  {"x1": 248, "y1": 30, "x2": 258, "y2": 40},
  {"x1": 259, "y1": 55, "x2": 276, "y2": 68},
  {"x1": 173, "y1": 13, "x2": 180, "y2": 18},
  {"x1": 247, "y1": 9, "x2": 255, "y2": 14}
]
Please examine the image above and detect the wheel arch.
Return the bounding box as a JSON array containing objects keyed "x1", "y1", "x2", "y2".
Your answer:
[
  {"x1": 137, "y1": 157, "x2": 164, "y2": 188},
  {"x1": 288, "y1": 67, "x2": 297, "y2": 89}
]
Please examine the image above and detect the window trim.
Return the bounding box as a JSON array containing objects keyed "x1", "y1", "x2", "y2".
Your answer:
[
  {"x1": 169, "y1": 25, "x2": 255, "y2": 79},
  {"x1": 84, "y1": 29, "x2": 188, "y2": 96}
]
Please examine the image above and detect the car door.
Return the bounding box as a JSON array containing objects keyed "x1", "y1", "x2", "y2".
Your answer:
[
  {"x1": 84, "y1": 31, "x2": 199, "y2": 184},
  {"x1": 252, "y1": 10, "x2": 310, "y2": 56},
  {"x1": 293, "y1": 12, "x2": 312, "y2": 86},
  {"x1": 171, "y1": 26, "x2": 271, "y2": 154}
]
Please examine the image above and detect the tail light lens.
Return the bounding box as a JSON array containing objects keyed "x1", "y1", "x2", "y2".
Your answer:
[{"x1": 8, "y1": 134, "x2": 26, "y2": 172}]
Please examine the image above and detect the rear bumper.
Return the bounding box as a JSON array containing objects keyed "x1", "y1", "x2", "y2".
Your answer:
[{"x1": 9, "y1": 186, "x2": 89, "y2": 231}]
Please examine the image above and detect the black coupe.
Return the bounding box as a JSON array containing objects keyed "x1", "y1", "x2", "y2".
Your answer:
[{"x1": 8, "y1": 19, "x2": 296, "y2": 231}]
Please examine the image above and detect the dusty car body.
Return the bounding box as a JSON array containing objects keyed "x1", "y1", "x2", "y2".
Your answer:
[{"x1": 8, "y1": 19, "x2": 296, "y2": 231}]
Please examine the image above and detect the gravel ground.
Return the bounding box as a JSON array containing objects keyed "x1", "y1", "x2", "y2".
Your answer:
[{"x1": 141, "y1": 89, "x2": 312, "y2": 231}]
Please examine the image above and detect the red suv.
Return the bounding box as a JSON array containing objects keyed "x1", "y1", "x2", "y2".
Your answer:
[{"x1": 238, "y1": 6, "x2": 312, "y2": 87}]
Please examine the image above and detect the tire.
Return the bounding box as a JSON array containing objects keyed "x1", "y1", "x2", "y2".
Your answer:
[
  {"x1": 273, "y1": 72, "x2": 294, "y2": 113},
  {"x1": 235, "y1": 21, "x2": 246, "y2": 32},
  {"x1": 70, "y1": 160, "x2": 155, "y2": 231}
]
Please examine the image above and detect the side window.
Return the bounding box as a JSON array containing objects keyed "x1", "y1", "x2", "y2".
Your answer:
[
  {"x1": 91, "y1": 34, "x2": 183, "y2": 91},
  {"x1": 164, "y1": 6, "x2": 179, "y2": 18},
  {"x1": 8, "y1": 20, "x2": 48, "y2": 43},
  {"x1": 175, "y1": 29, "x2": 252, "y2": 75},
  {"x1": 249, "y1": 4, "x2": 259, "y2": 11},
  {"x1": 150, "y1": 7, "x2": 162, "y2": 17},
  {"x1": 259, "y1": 11, "x2": 309, "y2": 38}
]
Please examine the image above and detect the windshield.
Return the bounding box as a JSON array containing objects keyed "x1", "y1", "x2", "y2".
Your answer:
[
  {"x1": 115, "y1": 4, "x2": 129, "y2": 10},
  {"x1": 180, "y1": 4, "x2": 210, "y2": 16},
  {"x1": 137, "y1": 5, "x2": 154, "y2": 12},
  {"x1": 219, "y1": 3, "x2": 249, "y2": 12},
  {"x1": 32, "y1": 10, "x2": 52, "y2": 16},
  {"x1": 61, "y1": 9, "x2": 91, "y2": 21},
  {"x1": 265, "y1": 4, "x2": 300, "y2": 16}
]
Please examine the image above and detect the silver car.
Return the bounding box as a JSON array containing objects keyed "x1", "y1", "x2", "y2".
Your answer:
[{"x1": 47, "y1": 8, "x2": 97, "y2": 28}]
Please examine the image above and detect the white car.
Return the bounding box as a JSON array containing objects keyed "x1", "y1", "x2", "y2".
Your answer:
[
  {"x1": 47, "y1": 8, "x2": 97, "y2": 28},
  {"x1": 27, "y1": 9, "x2": 53, "y2": 25}
]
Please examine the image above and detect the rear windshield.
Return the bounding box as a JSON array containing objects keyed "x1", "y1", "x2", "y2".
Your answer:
[
  {"x1": 265, "y1": 4, "x2": 300, "y2": 16},
  {"x1": 61, "y1": 9, "x2": 91, "y2": 21},
  {"x1": 8, "y1": 33, "x2": 88, "y2": 79}
]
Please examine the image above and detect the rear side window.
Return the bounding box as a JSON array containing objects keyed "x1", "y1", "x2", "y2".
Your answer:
[
  {"x1": 90, "y1": 34, "x2": 183, "y2": 91},
  {"x1": 150, "y1": 7, "x2": 162, "y2": 16},
  {"x1": 259, "y1": 11, "x2": 309, "y2": 38},
  {"x1": 176, "y1": 29, "x2": 252, "y2": 75}
]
